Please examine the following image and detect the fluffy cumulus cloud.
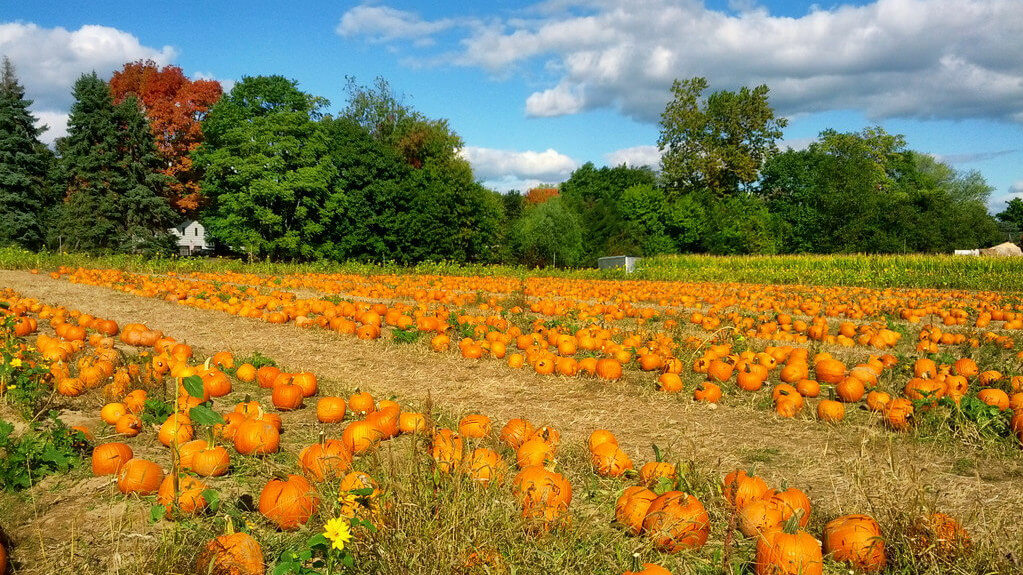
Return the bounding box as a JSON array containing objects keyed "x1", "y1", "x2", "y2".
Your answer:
[
  {"x1": 604, "y1": 145, "x2": 661, "y2": 168},
  {"x1": 0, "y1": 22, "x2": 177, "y2": 143},
  {"x1": 1010, "y1": 181, "x2": 1023, "y2": 197},
  {"x1": 338, "y1": 0, "x2": 1023, "y2": 124},
  {"x1": 337, "y1": 5, "x2": 459, "y2": 46},
  {"x1": 459, "y1": 146, "x2": 578, "y2": 183},
  {"x1": 32, "y1": 111, "x2": 69, "y2": 146}
]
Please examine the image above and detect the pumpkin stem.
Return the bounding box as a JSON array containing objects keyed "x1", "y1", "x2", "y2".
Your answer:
[
  {"x1": 630, "y1": 552, "x2": 640, "y2": 571},
  {"x1": 224, "y1": 514, "x2": 235, "y2": 535},
  {"x1": 782, "y1": 512, "x2": 801, "y2": 534},
  {"x1": 651, "y1": 443, "x2": 663, "y2": 463}
]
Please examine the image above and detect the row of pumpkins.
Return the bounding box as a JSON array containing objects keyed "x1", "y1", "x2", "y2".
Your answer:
[
  {"x1": 64, "y1": 265, "x2": 1023, "y2": 331},
  {"x1": 47, "y1": 268, "x2": 1020, "y2": 385}
]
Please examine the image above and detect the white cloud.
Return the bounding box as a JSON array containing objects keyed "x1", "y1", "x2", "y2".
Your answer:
[
  {"x1": 481, "y1": 176, "x2": 551, "y2": 194},
  {"x1": 337, "y1": 6, "x2": 458, "y2": 44},
  {"x1": 33, "y1": 110, "x2": 69, "y2": 146},
  {"x1": 340, "y1": 0, "x2": 1023, "y2": 124},
  {"x1": 604, "y1": 145, "x2": 661, "y2": 168},
  {"x1": 1011, "y1": 181, "x2": 1023, "y2": 195},
  {"x1": 1, "y1": 22, "x2": 177, "y2": 143},
  {"x1": 0, "y1": 23, "x2": 177, "y2": 111},
  {"x1": 930, "y1": 150, "x2": 1016, "y2": 164},
  {"x1": 524, "y1": 82, "x2": 586, "y2": 116},
  {"x1": 193, "y1": 71, "x2": 235, "y2": 93},
  {"x1": 778, "y1": 137, "x2": 816, "y2": 152},
  {"x1": 460, "y1": 146, "x2": 578, "y2": 182}
]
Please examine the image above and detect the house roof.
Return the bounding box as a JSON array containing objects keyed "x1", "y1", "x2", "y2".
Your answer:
[{"x1": 173, "y1": 220, "x2": 198, "y2": 234}]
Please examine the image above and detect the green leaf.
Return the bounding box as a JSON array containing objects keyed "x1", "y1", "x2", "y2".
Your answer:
[
  {"x1": 150, "y1": 504, "x2": 165, "y2": 523},
  {"x1": 202, "y1": 489, "x2": 221, "y2": 513},
  {"x1": 653, "y1": 475, "x2": 675, "y2": 496},
  {"x1": 182, "y1": 375, "x2": 205, "y2": 399},
  {"x1": 306, "y1": 533, "x2": 329, "y2": 548},
  {"x1": 189, "y1": 405, "x2": 225, "y2": 426}
]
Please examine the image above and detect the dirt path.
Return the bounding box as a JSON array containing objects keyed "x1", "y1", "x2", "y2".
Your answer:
[{"x1": 2, "y1": 269, "x2": 1021, "y2": 547}]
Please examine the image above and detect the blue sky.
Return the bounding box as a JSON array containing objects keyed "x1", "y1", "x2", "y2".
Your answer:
[{"x1": 3, "y1": 0, "x2": 1021, "y2": 210}]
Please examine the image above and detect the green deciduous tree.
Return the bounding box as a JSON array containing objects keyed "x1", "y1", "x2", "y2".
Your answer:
[
  {"x1": 659, "y1": 77, "x2": 786, "y2": 196},
  {"x1": 512, "y1": 197, "x2": 583, "y2": 268},
  {"x1": 0, "y1": 57, "x2": 54, "y2": 249},
  {"x1": 195, "y1": 76, "x2": 334, "y2": 259},
  {"x1": 559, "y1": 162, "x2": 657, "y2": 263},
  {"x1": 996, "y1": 197, "x2": 1023, "y2": 243},
  {"x1": 759, "y1": 127, "x2": 1001, "y2": 253},
  {"x1": 56, "y1": 72, "x2": 175, "y2": 253}
]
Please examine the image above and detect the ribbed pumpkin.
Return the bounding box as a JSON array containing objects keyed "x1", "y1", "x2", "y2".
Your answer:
[
  {"x1": 197, "y1": 531, "x2": 264, "y2": 575},
  {"x1": 823, "y1": 514, "x2": 886, "y2": 572},
  {"x1": 258, "y1": 474, "x2": 320, "y2": 530},
  {"x1": 815, "y1": 358, "x2": 846, "y2": 385},
  {"x1": 501, "y1": 418, "x2": 536, "y2": 449},
  {"x1": 191, "y1": 445, "x2": 232, "y2": 477},
  {"x1": 642, "y1": 491, "x2": 710, "y2": 552},
  {"x1": 590, "y1": 442, "x2": 633, "y2": 477},
  {"x1": 341, "y1": 420, "x2": 382, "y2": 455},
  {"x1": 464, "y1": 447, "x2": 505, "y2": 484},
  {"x1": 615, "y1": 486, "x2": 657, "y2": 535},
  {"x1": 91, "y1": 442, "x2": 134, "y2": 476},
  {"x1": 117, "y1": 458, "x2": 165, "y2": 495},
  {"x1": 458, "y1": 414, "x2": 492, "y2": 438},
  {"x1": 316, "y1": 396, "x2": 347, "y2": 423},
  {"x1": 755, "y1": 529, "x2": 823, "y2": 575},
  {"x1": 234, "y1": 419, "x2": 281, "y2": 455},
  {"x1": 156, "y1": 474, "x2": 208, "y2": 518},
  {"x1": 299, "y1": 439, "x2": 353, "y2": 482},
  {"x1": 738, "y1": 497, "x2": 785, "y2": 537}
]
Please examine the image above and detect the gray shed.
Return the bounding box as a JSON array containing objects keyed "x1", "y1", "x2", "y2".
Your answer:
[{"x1": 598, "y1": 256, "x2": 640, "y2": 273}]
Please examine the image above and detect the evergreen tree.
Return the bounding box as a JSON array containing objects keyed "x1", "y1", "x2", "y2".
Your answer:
[
  {"x1": 56, "y1": 72, "x2": 174, "y2": 253},
  {"x1": 0, "y1": 56, "x2": 53, "y2": 249}
]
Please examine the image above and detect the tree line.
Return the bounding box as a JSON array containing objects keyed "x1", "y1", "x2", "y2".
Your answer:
[{"x1": 0, "y1": 58, "x2": 1018, "y2": 265}]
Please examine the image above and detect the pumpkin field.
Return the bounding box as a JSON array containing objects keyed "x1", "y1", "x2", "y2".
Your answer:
[{"x1": 1, "y1": 253, "x2": 1022, "y2": 574}]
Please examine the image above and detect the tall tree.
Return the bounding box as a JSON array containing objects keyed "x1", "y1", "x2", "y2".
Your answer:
[
  {"x1": 759, "y1": 127, "x2": 1001, "y2": 253},
  {"x1": 342, "y1": 76, "x2": 463, "y2": 169},
  {"x1": 658, "y1": 77, "x2": 786, "y2": 195},
  {"x1": 996, "y1": 197, "x2": 1023, "y2": 243},
  {"x1": 109, "y1": 60, "x2": 222, "y2": 214},
  {"x1": 195, "y1": 75, "x2": 334, "y2": 260},
  {"x1": 512, "y1": 197, "x2": 583, "y2": 268},
  {"x1": 559, "y1": 162, "x2": 657, "y2": 263},
  {"x1": 0, "y1": 57, "x2": 53, "y2": 248},
  {"x1": 56, "y1": 72, "x2": 175, "y2": 253}
]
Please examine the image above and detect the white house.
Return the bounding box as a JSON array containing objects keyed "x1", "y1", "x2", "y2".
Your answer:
[{"x1": 168, "y1": 220, "x2": 208, "y2": 255}]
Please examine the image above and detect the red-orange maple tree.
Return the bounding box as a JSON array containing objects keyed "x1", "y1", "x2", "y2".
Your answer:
[
  {"x1": 109, "y1": 60, "x2": 222, "y2": 214},
  {"x1": 524, "y1": 187, "x2": 560, "y2": 205}
]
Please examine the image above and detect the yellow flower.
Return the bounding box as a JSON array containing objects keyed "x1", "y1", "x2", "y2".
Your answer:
[
  {"x1": 323, "y1": 517, "x2": 353, "y2": 551},
  {"x1": 7, "y1": 385, "x2": 16, "y2": 391},
  {"x1": 9, "y1": 358, "x2": 22, "y2": 368}
]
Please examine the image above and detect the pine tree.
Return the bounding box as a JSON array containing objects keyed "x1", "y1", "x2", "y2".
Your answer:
[
  {"x1": 56, "y1": 72, "x2": 175, "y2": 253},
  {"x1": 0, "y1": 56, "x2": 53, "y2": 249}
]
